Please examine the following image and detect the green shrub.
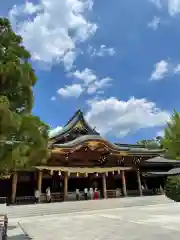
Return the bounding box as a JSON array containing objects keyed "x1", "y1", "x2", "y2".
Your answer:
[{"x1": 164, "y1": 176, "x2": 180, "y2": 202}]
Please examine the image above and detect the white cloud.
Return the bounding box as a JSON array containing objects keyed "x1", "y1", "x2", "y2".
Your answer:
[
  {"x1": 87, "y1": 77, "x2": 112, "y2": 94},
  {"x1": 57, "y1": 84, "x2": 83, "y2": 98},
  {"x1": 73, "y1": 68, "x2": 97, "y2": 85},
  {"x1": 174, "y1": 63, "x2": 180, "y2": 73},
  {"x1": 168, "y1": 0, "x2": 180, "y2": 16},
  {"x1": 88, "y1": 45, "x2": 115, "y2": 57},
  {"x1": 150, "y1": 60, "x2": 169, "y2": 80},
  {"x1": 148, "y1": 16, "x2": 160, "y2": 30},
  {"x1": 72, "y1": 68, "x2": 113, "y2": 94},
  {"x1": 63, "y1": 51, "x2": 77, "y2": 71},
  {"x1": 49, "y1": 126, "x2": 63, "y2": 138},
  {"x1": 9, "y1": 0, "x2": 97, "y2": 70},
  {"x1": 150, "y1": 0, "x2": 180, "y2": 16},
  {"x1": 50, "y1": 96, "x2": 56, "y2": 101},
  {"x1": 85, "y1": 97, "x2": 170, "y2": 137},
  {"x1": 150, "y1": 0, "x2": 162, "y2": 9}
]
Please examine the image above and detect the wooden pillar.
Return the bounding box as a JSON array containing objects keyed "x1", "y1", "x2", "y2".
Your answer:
[
  {"x1": 136, "y1": 169, "x2": 143, "y2": 196},
  {"x1": 64, "y1": 171, "x2": 68, "y2": 200},
  {"x1": 121, "y1": 170, "x2": 127, "y2": 197},
  {"x1": 11, "y1": 171, "x2": 18, "y2": 204},
  {"x1": 37, "y1": 170, "x2": 42, "y2": 193},
  {"x1": 102, "y1": 173, "x2": 107, "y2": 198},
  {"x1": 37, "y1": 170, "x2": 42, "y2": 203}
]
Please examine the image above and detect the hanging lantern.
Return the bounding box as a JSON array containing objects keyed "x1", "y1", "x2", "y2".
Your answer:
[
  {"x1": 50, "y1": 170, "x2": 53, "y2": 175},
  {"x1": 96, "y1": 173, "x2": 98, "y2": 177},
  {"x1": 85, "y1": 172, "x2": 88, "y2": 177},
  {"x1": 76, "y1": 172, "x2": 79, "y2": 177},
  {"x1": 112, "y1": 171, "x2": 114, "y2": 175},
  {"x1": 58, "y1": 171, "x2": 61, "y2": 176}
]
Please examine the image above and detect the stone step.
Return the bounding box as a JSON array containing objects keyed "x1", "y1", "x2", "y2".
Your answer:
[{"x1": 7, "y1": 195, "x2": 172, "y2": 219}]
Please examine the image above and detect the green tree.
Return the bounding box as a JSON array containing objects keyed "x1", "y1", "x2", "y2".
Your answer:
[
  {"x1": 164, "y1": 176, "x2": 180, "y2": 202},
  {"x1": 0, "y1": 18, "x2": 49, "y2": 174},
  {"x1": 137, "y1": 136, "x2": 163, "y2": 149},
  {"x1": 162, "y1": 110, "x2": 180, "y2": 159}
]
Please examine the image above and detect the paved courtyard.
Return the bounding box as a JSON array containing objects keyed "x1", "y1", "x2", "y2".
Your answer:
[{"x1": 7, "y1": 196, "x2": 180, "y2": 239}]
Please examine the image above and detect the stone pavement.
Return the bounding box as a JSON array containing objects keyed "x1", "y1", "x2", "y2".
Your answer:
[{"x1": 7, "y1": 196, "x2": 180, "y2": 239}]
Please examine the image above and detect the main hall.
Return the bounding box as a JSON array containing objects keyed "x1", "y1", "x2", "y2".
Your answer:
[{"x1": 1, "y1": 110, "x2": 177, "y2": 204}]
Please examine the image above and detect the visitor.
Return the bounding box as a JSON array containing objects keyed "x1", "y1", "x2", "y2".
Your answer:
[
  {"x1": 141, "y1": 185, "x2": 145, "y2": 193},
  {"x1": 34, "y1": 189, "x2": 40, "y2": 203},
  {"x1": 94, "y1": 188, "x2": 99, "y2": 200},
  {"x1": 84, "y1": 188, "x2": 88, "y2": 200},
  {"x1": 46, "y1": 187, "x2": 51, "y2": 203},
  {"x1": 89, "y1": 188, "x2": 94, "y2": 200},
  {"x1": 76, "y1": 188, "x2": 80, "y2": 200},
  {"x1": 116, "y1": 188, "x2": 121, "y2": 198}
]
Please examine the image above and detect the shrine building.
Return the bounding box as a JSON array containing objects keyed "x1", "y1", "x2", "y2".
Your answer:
[{"x1": 1, "y1": 110, "x2": 179, "y2": 204}]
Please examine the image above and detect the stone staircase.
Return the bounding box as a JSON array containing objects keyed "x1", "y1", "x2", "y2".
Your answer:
[{"x1": 7, "y1": 195, "x2": 173, "y2": 219}]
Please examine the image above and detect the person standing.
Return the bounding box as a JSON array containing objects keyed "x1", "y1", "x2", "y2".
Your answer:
[
  {"x1": 46, "y1": 187, "x2": 51, "y2": 203},
  {"x1": 94, "y1": 188, "x2": 99, "y2": 200},
  {"x1": 76, "y1": 188, "x2": 80, "y2": 201},
  {"x1": 89, "y1": 188, "x2": 94, "y2": 200},
  {"x1": 34, "y1": 189, "x2": 40, "y2": 203},
  {"x1": 84, "y1": 188, "x2": 88, "y2": 200}
]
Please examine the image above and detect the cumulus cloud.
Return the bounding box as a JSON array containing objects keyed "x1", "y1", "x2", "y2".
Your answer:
[
  {"x1": 174, "y1": 63, "x2": 180, "y2": 74},
  {"x1": 9, "y1": 0, "x2": 97, "y2": 70},
  {"x1": 150, "y1": 60, "x2": 169, "y2": 80},
  {"x1": 85, "y1": 97, "x2": 170, "y2": 137},
  {"x1": 88, "y1": 45, "x2": 115, "y2": 57},
  {"x1": 87, "y1": 77, "x2": 112, "y2": 94},
  {"x1": 73, "y1": 68, "x2": 97, "y2": 85},
  {"x1": 72, "y1": 68, "x2": 112, "y2": 94},
  {"x1": 150, "y1": 0, "x2": 180, "y2": 16},
  {"x1": 150, "y1": 0, "x2": 162, "y2": 9},
  {"x1": 148, "y1": 16, "x2": 160, "y2": 30},
  {"x1": 150, "y1": 60, "x2": 180, "y2": 80},
  {"x1": 57, "y1": 68, "x2": 112, "y2": 98},
  {"x1": 49, "y1": 126, "x2": 63, "y2": 138},
  {"x1": 57, "y1": 84, "x2": 83, "y2": 98}
]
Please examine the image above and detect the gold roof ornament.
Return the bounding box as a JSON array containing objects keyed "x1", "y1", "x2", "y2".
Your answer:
[
  {"x1": 88, "y1": 141, "x2": 100, "y2": 150},
  {"x1": 74, "y1": 121, "x2": 84, "y2": 130}
]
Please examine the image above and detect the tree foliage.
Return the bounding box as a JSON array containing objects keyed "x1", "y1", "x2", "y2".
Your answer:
[
  {"x1": 164, "y1": 176, "x2": 180, "y2": 202},
  {"x1": 162, "y1": 110, "x2": 180, "y2": 159},
  {"x1": 0, "y1": 18, "x2": 49, "y2": 173},
  {"x1": 137, "y1": 136, "x2": 163, "y2": 149}
]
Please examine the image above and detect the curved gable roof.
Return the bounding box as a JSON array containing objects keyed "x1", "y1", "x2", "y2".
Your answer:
[{"x1": 50, "y1": 109, "x2": 99, "y2": 141}]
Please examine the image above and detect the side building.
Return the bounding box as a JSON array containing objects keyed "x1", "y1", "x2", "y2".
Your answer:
[{"x1": 0, "y1": 110, "x2": 177, "y2": 204}]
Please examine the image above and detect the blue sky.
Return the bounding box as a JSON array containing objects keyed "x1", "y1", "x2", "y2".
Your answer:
[{"x1": 2, "y1": 0, "x2": 180, "y2": 143}]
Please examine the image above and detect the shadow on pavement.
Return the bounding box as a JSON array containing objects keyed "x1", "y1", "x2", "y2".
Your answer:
[{"x1": 8, "y1": 233, "x2": 32, "y2": 239}]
